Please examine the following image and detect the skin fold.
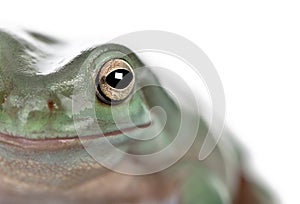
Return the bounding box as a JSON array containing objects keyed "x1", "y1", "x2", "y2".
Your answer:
[{"x1": 0, "y1": 29, "x2": 274, "y2": 204}]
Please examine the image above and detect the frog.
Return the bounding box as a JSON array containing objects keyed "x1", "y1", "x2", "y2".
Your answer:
[{"x1": 0, "y1": 29, "x2": 274, "y2": 204}]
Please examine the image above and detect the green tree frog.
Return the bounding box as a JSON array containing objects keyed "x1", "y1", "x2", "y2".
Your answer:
[{"x1": 0, "y1": 30, "x2": 274, "y2": 204}]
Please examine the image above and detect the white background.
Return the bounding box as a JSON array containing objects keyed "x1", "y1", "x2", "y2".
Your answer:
[{"x1": 1, "y1": 1, "x2": 299, "y2": 203}]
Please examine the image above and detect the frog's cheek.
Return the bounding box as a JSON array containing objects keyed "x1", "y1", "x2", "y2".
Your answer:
[{"x1": 91, "y1": 91, "x2": 152, "y2": 136}]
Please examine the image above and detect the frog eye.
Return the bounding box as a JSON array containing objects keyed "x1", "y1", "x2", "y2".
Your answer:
[{"x1": 95, "y1": 58, "x2": 135, "y2": 104}]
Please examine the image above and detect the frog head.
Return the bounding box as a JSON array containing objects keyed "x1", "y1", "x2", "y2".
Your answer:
[{"x1": 0, "y1": 30, "x2": 179, "y2": 190}]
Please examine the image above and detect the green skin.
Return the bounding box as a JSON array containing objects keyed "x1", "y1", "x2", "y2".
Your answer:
[{"x1": 0, "y1": 30, "x2": 273, "y2": 204}]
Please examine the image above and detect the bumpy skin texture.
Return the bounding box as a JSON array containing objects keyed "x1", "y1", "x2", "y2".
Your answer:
[{"x1": 0, "y1": 30, "x2": 274, "y2": 204}]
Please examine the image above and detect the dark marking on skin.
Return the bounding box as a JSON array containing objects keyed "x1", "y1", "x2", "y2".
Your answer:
[
  {"x1": 47, "y1": 100, "x2": 57, "y2": 111},
  {"x1": 0, "y1": 94, "x2": 7, "y2": 104}
]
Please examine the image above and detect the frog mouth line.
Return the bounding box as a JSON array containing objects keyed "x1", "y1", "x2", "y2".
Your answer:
[{"x1": 0, "y1": 122, "x2": 151, "y2": 150}]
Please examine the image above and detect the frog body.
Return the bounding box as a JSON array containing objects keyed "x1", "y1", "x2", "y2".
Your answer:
[{"x1": 0, "y1": 30, "x2": 273, "y2": 204}]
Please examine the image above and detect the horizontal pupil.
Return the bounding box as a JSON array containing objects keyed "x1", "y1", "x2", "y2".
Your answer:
[{"x1": 105, "y1": 69, "x2": 133, "y2": 89}]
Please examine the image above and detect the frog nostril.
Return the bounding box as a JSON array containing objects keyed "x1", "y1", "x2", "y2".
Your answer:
[{"x1": 47, "y1": 100, "x2": 58, "y2": 111}]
